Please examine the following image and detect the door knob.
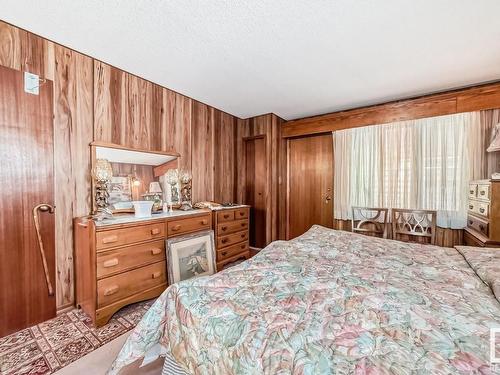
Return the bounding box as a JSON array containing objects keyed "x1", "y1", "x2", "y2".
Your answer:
[{"x1": 325, "y1": 195, "x2": 332, "y2": 203}]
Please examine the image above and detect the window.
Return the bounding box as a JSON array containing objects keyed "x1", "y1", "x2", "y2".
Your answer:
[{"x1": 333, "y1": 112, "x2": 486, "y2": 228}]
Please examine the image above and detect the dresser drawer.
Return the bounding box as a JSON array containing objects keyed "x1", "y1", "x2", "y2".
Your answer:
[
  {"x1": 96, "y1": 223, "x2": 165, "y2": 251},
  {"x1": 217, "y1": 219, "x2": 249, "y2": 236},
  {"x1": 468, "y1": 184, "x2": 477, "y2": 199},
  {"x1": 97, "y1": 261, "x2": 166, "y2": 308},
  {"x1": 469, "y1": 200, "x2": 489, "y2": 218},
  {"x1": 234, "y1": 207, "x2": 249, "y2": 220},
  {"x1": 97, "y1": 240, "x2": 165, "y2": 279},
  {"x1": 217, "y1": 230, "x2": 248, "y2": 249},
  {"x1": 217, "y1": 241, "x2": 249, "y2": 262},
  {"x1": 167, "y1": 214, "x2": 211, "y2": 236},
  {"x1": 467, "y1": 215, "x2": 489, "y2": 237},
  {"x1": 217, "y1": 210, "x2": 235, "y2": 223},
  {"x1": 477, "y1": 184, "x2": 490, "y2": 201}
]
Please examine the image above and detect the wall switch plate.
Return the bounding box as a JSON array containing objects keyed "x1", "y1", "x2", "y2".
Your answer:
[{"x1": 24, "y1": 72, "x2": 39, "y2": 95}]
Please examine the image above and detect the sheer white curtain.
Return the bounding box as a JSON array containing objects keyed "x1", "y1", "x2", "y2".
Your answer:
[{"x1": 333, "y1": 111, "x2": 492, "y2": 228}]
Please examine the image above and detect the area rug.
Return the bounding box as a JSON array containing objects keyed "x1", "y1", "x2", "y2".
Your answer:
[{"x1": 0, "y1": 300, "x2": 154, "y2": 375}]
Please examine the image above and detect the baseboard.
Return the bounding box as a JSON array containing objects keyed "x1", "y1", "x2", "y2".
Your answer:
[{"x1": 56, "y1": 303, "x2": 75, "y2": 315}]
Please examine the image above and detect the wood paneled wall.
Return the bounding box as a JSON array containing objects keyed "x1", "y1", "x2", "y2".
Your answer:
[
  {"x1": 235, "y1": 114, "x2": 284, "y2": 245},
  {"x1": 0, "y1": 21, "x2": 238, "y2": 309},
  {"x1": 283, "y1": 82, "x2": 500, "y2": 138}
]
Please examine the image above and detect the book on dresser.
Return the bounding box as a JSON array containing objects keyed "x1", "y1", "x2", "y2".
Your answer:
[
  {"x1": 212, "y1": 205, "x2": 251, "y2": 271},
  {"x1": 465, "y1": 179, "x2": 500, "y2": 247}
]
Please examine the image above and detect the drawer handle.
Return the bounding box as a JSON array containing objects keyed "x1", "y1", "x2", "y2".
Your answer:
[
  {"x1": 238, "y1": 212, "x2": 245, "y2": 216},
  {"x1": 151, "y1": 248, "x2": 162, "y2": 255},
  {"x1": 102, "y1": 235, "x2": 118, "y2": 244},
  {"x1": 221, "y1": 238, "x2": 228, "y2": 244},
  {"x1": 221, "y1": 226, "x2": 227, "y2": 231},
  {"x1": 469, "y1": 220, "x2": 473, "y2": 225},
  {"x1": 221, "y1": 251, "x2": 227, "y2": 256},
  {"x1": 469, "y1": 205, "x2": 474, "y2": 210},
  {"x1": 151, "y1": 228, "x2": 161, "y2": 235},
  {"x1": 470, "y1": 190, "x2": 474, "y2": 194},
  {"x1": 171, "y1": 225, "x2": 181, "y2": 232},
  {"x1": 103, "y1": 285, "x2": 119, "y2": 296},
  {"x1": 201, "y1": 219, "x2": 208, "y2": 225},
  {"x1": 479, "y1": 224, "x2": 485, "y2": 231},
  {"x1": 240, "y1": 244, "x2": 246, "y2": 249},
  {"x1": 152, "y1": 271, "x2": 162, "y2": 279},
  {"x1": 479, "y1": 208, "x2": 485, "y2": 213},
  {"x1": 223, "y1": 214, "x2": 230, "y2": 219},
  {"x1": 241, "y1": 223, "x2": 246, "y2": 227},
  {"x1": 103, "y1": 258, "x2": 119, "y2": 268},
  {"x1": 241, "y1": 233, "x2": 246, "y2": 238},
  {"x1": 480, "y1": 191, "x2": 486, "y2": 195}
]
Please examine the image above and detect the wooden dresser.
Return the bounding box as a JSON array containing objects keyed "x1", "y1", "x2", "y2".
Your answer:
[
  {"x1": 74, "y1": 210, "x2": 211, "y2": 326},
  {"x1": 465, "y1": 179, "x2": 500, "y2": 247},
  {"x1": 213, "y1": 206, "x2": 251, "y2": 270}
]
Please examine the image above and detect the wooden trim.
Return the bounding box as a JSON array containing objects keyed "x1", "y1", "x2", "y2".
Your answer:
[
  {"x1": 282, "y1": 81, "x2": 500, "y2": 138},
  {"x1": 90, "y1": 141, "x2": 180, "y2": 158}
]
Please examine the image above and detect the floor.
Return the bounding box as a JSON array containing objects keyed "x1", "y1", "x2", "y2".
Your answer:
[
  {"x1": 0, "y1": 300, "x2": 153, "y2": 375},
  {"x1": 53, "y1": 332, "x2": 129, "y2": 375}
]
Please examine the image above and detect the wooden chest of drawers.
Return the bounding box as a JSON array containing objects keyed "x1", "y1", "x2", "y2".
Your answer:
[
  {"x1": 465, "y1": 180, "x2": 500, "y2": 247},
  {"x1": 74, "y1": 210, "x2": 211, "y2": 326},
  {"x1": 213, "y1": 206, "x2": 251, "y2": 270}
]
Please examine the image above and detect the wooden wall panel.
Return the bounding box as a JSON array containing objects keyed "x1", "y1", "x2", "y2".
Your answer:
[
  {"x1": 53, "y1": 47, "x2": 93, "y2": 309},
  {"x1": 191, "y1": 102, "x2": 215, "y2": 202},
  {"x1": 159, "y1": 89, "x2": 192, "y2": 172},
  {"x1": 214, "y1": 112, "x2": 236, "y2": 203}
]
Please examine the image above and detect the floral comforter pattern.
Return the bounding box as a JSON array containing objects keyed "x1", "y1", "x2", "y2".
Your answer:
[{"x1": 110, "y1": 226, "x2": 500, "y2": 374}]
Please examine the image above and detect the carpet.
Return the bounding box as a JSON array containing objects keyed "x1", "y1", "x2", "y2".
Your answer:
[{"x1": 0, "y1": 300, "x2": 154, "y2": 375}]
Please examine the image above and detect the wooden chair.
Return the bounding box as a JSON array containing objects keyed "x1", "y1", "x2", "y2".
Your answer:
[
  {"x1": 351, "y1": 207, "x2": 389, "y2": 239},
  {"x1": 391, "y1": 208, "x2": 437, "y2": 245}
]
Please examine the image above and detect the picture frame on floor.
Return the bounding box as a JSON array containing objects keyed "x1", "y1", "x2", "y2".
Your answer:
[{"x1": 166, "y1": 230, "x2": 216, "y2": 284}]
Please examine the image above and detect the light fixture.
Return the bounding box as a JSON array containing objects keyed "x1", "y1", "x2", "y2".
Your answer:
[{"x1": 91, "y1": 158, "x2": 113, "y2": 218}]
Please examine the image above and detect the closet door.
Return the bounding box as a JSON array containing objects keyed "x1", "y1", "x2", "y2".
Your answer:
[
  {"x1": 287, "y1": 134, "x2": 333, "y2": 239},
  {"x1": 0, "y1": 66, "x2": 56, "y2": 337}
]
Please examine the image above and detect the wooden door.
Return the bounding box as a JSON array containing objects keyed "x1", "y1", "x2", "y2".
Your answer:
[
  {"x1": 287, "y1": 134, "x2": 333, "y2": 239},
  {"x1": 0, "y1": 66, "x2": 56, "y2": 337},
  {"x1": 244, "y1": 136, "x2": 266, "y2": 248}
]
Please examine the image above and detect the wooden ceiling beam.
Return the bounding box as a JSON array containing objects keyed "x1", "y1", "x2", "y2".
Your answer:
[{"x1": 282, "y1": 81, "x2": 500, "y2": 138}]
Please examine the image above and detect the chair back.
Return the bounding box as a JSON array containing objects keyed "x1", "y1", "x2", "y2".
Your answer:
[
  {"x1": 391, "y1": 208, "x2": 437, "y2": 245},
  {"x1": 351, "y1": 207, "x2": 389, "y2": 238}
]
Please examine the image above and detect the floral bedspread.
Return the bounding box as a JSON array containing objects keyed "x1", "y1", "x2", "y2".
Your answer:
[{"x1": 109, "y1": 226, "x2": 500, "y2": 374}]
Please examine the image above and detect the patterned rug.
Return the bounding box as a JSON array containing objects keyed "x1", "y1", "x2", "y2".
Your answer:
[{"x1": 0, "y1": 300, "x2": 154, "y2": 375}]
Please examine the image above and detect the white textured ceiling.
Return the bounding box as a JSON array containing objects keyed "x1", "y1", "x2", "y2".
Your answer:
[{"x1": 1, "y1": 1, "x2": 500, "y2": 120}]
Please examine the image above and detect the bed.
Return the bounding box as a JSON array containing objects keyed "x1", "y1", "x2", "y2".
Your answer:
[{"x1": 109, "y1": 225, "x2": 500, "y2": 374}]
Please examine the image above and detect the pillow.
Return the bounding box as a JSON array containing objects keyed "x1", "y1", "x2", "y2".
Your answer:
[{"x1": 455, "y1": 246, "x2": 500, "y2": 302}]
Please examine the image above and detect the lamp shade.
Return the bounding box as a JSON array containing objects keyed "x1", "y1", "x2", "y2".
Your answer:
[
  {"x1": 149, "y1": 181, "x2": 163, "y2": 193},
  {"x1": 92, "y1": 159, "x2": 113, "y2": 182},
  {"x1": 487, "y1": 123, "x2": 500, "y2": 152}
]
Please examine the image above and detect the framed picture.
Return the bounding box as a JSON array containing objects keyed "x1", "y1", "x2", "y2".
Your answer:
[
  {"x1": 166, "y1": 230, "x2": 216, "y2": 284},
  {"x1": 108, "y1": 176, "x2": 133, "y2": 209}
]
